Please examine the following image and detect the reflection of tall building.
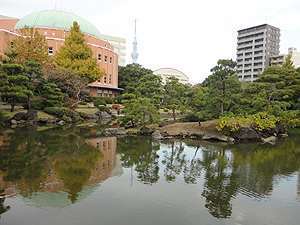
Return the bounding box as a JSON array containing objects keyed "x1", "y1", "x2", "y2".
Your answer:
[{"x1": 0, "y1": 135, "x2": 123, "y2": 208}]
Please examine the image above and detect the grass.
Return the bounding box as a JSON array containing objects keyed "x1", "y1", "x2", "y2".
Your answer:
[{"x1": 1, "y1": 108, "x2": 55, "y2": 119}]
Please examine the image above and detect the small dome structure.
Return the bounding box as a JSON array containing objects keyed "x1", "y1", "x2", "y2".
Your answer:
[{"x1": 14, "y1": 10, "x2": 103, "y2": 39}]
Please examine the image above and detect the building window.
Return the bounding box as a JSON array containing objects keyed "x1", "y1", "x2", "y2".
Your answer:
[
  {"x1": 104, "y1": 74, "x2": 107, "y2": 83},
  {"x1": 103, "y1": 142, "x2": 106, "y2": 151},
  {"x1": 97, "y1": 142, "x2": 99, "y2": 148},
  {"x1": 105, "y1": 55, "x2": 107, "y2": 62},
  {"x1": 109, "y1": 74, "x2": 112, "y2": 84},
  {"x1": 48, "y1": 47, "x2": 53, "y2": 54},
  {"x1": 98, "y1": 54, "x2": 101, "y2": 61},
  {"x1": 97, "y1": 92, "x2": 102, "y2": 97},
  {"x1": 110, "y1": 57, "x2": 112, "y2": 63},
  {"x1": 10, "y1": 42, "x2": 13, "y2": 49}
]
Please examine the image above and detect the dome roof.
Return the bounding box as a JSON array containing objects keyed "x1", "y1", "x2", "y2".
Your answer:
[{"x1": 14, "y1": 10, "x2": 103, "y2": 40}]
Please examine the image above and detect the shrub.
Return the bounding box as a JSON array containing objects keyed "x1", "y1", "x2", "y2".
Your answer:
[
  {"x1": 112, "y1": 104, "x2": 121, "y2": 109},
  {"x1": 98, "y1": 106, "x2": 110, "y2": 112},
  {"x1": 62, "y1": 115, "x2": 68, "y2": 121},
  {"x1": 23, "y1": 100, "x2": 54, "y2": 110},
  {"x1": 0, "y1": 111, "x2": 5, "y2": 128},
  {"x1": 93, "y1": 98, "x2": 106, "y2": 107},
  {"x1": 247, "y1": 112, "x2": 277, "y2": 133},
  {"x1": 104, "y1": 97, "x2": 114, "y2": 104},
  {"x1": 163, "y1": 108, "x2": 169, "y2": 113},
  {"x1": 44, "y1": 107, "x2": 81, "y2": 121},
  {"x1": 216, "y1": 113, "x2": 246, "y2": 135},
  {"x1": 79, "y1": 102, "x2": 88, "y2": 105},
  {"x1": 44, "y1": 107, "x2": 59, "y2": 115},
  {"x1": 183, "y1": 112, "x2": 199, "y2": 122}
]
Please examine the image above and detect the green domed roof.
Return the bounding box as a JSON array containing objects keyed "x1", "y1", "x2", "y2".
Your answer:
[{"x1": 14, "y1": 10, "x2": 103, "y2": 40}]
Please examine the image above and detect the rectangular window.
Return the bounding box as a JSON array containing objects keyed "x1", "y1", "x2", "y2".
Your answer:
[
  {"x1": 110, "y1": 57, "x2": 112, "y2": 63},
  {"x1": 104, "y1": 74, "x2": 107, "y2": 83},
  {"x1": 109, "y1": 74, "x2": 111, "y2": 84},
  {"x1": 103, "y1": 142, "x2": 106, "y2": 151},
  {"x1": 97, "y1": 93, "x2": 102, "y2": 97},
  {"x1": 105, "y1": 55, "x2": 107, "y2": 62},
  {"x1": 48, "y1": 47, "x2": 53, "y2": 54},
  {"x1": 10, "y1": 42, "x2": 13, "y2": 49},
  {"x1": 98, "y1": 54, "x2": 101, "y2": 61}
]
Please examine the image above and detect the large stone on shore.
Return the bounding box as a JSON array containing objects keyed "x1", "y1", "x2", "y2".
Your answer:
[
  {"x1": 159, "y1": 120, "x2": 175, "y2": 127},
  {"x1": 191, "y1": 132, "x2": 205, "y2": 139},
  {"x1": 151, "y1": 130, "x2": 164, "y2": 140},
  {"x1": 103, "y1": 127, "x2": 127, "y2": 136},
  {"x1": 202, "y1": 133, "x2": 234, "y2": 142},
  {"x1": 140, "y1": 126, "x2": 153, "y2": 136},
  {"x1": 85, "y1": 114, "x2": 99, "y2": 120},
  {"x1": 232, "y1": 127, "x2": 260, "y2": 141},
  {"x1": 261, "y1": 136, "x2": 276, "y2": 143},
  {"x1": 270, "y1": 124, "x2": 286, "y2": 136},
  {"x1": 11, "y1": 109, "x2": 38, "y2": 121}
]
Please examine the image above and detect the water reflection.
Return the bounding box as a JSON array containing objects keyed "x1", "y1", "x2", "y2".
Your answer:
[
  {"x1": 0, "y1": 126, "x2": 300, "y2": 222},
  {"x1": 0, "y1": 125, "x2": 120, "y2": 208}
]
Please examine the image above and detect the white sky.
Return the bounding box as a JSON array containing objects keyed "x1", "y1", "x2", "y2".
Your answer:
[{"x1": 1, "y1": 0, "x2": 300, "y2": 85}]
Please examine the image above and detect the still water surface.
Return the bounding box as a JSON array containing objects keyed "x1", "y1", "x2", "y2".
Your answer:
[{"x1": 0, "y1": 125, "x2": 300, "y2": 225}]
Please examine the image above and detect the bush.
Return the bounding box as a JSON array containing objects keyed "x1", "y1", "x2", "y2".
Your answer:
[
  {"x1": 247, "y1": 112, "x2": 277, "y2": 133},
  {"x1": 104, "y1": 97, "x2": 114, "y2": 104},
  {"x1": 0, "y1": 111, "x2": 5, "y2": 128},
  {"x1": 183, "y1": 112, "x2": 199, "y2": 122},
  {"x1": 163, "y1": 108, "x2": 169, "y2": 113},
  {"x1": 23, "y1": 100, "x2": 54, "y2": 110},
  {"x1": 98, "y1": 106, "x2": 110, "y2": 112},
  {"x1": 93, "y1": 98, "x2": 106, "y2": 107},
  {"x1": 44, "y1": 107, "x2": 81, "y2": 121},
  {"x1": 216, "y1": 113, "x2": 246, "y2": 135},
  {"x1": 79, "y1": 102, "x2": 88, "y2": 105}
]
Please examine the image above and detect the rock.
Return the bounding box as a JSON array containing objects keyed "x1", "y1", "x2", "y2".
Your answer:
[
  {"x1": 280, "y1": 133, "x2": 288, "y2": 137},
  {"x1": 10, "y1": 119, "x2": 17, "y2": 125},
  {"x1": 174, "y1": 132, "x2": 186, "y2": 139},
  {"x1": 85, "y1": 114, "x2": 99, "y2": 120},
  {"x1": 232, "y1": 127, "x2": 260, "y2": 141},
  {"x1": 151, "y1": 130, "x2": 164, "y2": 140},
  {"x1": 58, "y1": 120, "x2": 65, "y2": 125},
  {"x1": 202, "y1": 133, "x2": 232, "y2": 142},
  {"x1": 159, "y1": 120, "x2": 176, "y2": 127},
  {"x1": 261, "y1": 136, "x2": 276, "y2": 143},
  {"x1": 103, "y1": 127, "x2": 127, "y2": 136},
  {"x1": 140, "y1": 126, "x2": 152, "y2": 136},
  {"x1": 161, "y1": 131, "x2": 171, "y2": 137},
  {"x1": 26, "y1": 109, "x2": 38, "y2": 120},
  {"x1": 191, "y1": 132, "x2": 205, "y2": 139},
  {"x1": 66, "y1": 117, "x2": 73, "y2": 123},
  {"x1": 270, "y1": 124, "x2": 286, "y2": 136}
]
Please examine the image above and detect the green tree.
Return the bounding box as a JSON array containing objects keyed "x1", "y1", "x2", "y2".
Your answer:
[
  {"x1": 282, "y1": 54, "x2": 295, "y2": 69},
  {"x1": 203, "y1": 59, "x2": 242, "y2": 116},
  {"x1": 4, "y1": 26, "x2": 52, "y2": 66},
  {"x1": 245, "y1": 65, "x2": 300, "y2": 112},
  {"x1": 137, "y1": 74, "x2": 163, "y2": 101},
  {"x1": 55, "y1": 21, "x2": 105, "y2": 82},
  {"x1": 118, "y1": 64, "x2": 153, "y2": 91},
  {"x1": 164, "y1": 76, "x2": 186, "y2": 121},
  {"x1": 0, "y1": 63, "x2": 32, "y2": 112}
]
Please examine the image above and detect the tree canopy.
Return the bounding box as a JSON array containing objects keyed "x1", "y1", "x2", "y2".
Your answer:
[
  {"x1": 55, "y1": 21, "x2": 105, "y2": 82},
  {"x1": 4, "y1": 26, "x2": 52, "y2": 66}
]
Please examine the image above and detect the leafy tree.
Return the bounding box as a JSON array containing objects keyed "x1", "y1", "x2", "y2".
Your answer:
[
  {"x1": 55, "y1": 21, "x2": 105, "y2": 82},
  {"x1": 4, "y1": 26, "x2": 52, "y2": 66},
  {"x1": 163, "y1": 76, "x2": 186, "y2": 121},
  {"x1": 0, "y1": 63, "x2": 32, "y2": 112},
  {"x1": 203, "y1": 59, "x2": 242, "y2": 116},
  {"x1": 245, "y1": 65, "x2": 300, "y2": 112},
  {"x1": 46, "y1": 68, "x2": 89, "y2": 108},
  {"x1": 118, "y1": 63, "x2": 153, "y2": 91},
  {"x1": 282, "y1": 54, "x2": 295, "y2": 69},
  {"x1": 137, "y1": 74, "x2": 163, "y2": 101},
  {"x1": 118, "y1": 94, "x2": 160, "y2": 126},
  {"x1": 40, "y1": 83, "x2": 67, "y2": 106}
]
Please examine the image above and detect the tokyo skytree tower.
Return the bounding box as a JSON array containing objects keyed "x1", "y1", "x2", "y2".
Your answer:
[{"x1": 131, "y1": 19, "x2": 139, "y2": 64}]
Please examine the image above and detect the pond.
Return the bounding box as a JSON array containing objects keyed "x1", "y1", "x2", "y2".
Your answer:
[{"x1": 0, "y1": 125, "x2": 300, "y2": 225}]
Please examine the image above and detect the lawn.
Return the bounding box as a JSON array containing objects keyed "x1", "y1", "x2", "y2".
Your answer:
[{"x1": 0, "y1": 108, "x2": 55, "y2": 119}]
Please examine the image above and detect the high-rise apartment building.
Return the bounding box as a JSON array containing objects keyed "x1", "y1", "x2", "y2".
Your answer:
[
  {"x1": 102, "y1": 34, "x2": 126, "y2": 66},
  {"x1": 236, "y1": 24, "x2": 280, "y2": 82}
]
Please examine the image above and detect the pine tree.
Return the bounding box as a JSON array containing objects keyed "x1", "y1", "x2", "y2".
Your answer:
[{"x1": 55, "y1": 21, "x2": 105, "y2": 82}]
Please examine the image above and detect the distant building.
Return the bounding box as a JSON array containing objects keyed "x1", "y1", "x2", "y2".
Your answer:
[
  {"x1": 153, "y1": 68, "x2": 189, "y2": 85},
  {"x1": 270, "y1": 47, "x2": 300, "y2": 68},
  {"x1": 103, "y1": 34, "x2": 126, "y2": 66},
  {"x1": 237, "y1": 24, "x2": 280, "y2": 82},
  {"x1": 0, "y1": 10, "x2": 123, "y2": 98}
]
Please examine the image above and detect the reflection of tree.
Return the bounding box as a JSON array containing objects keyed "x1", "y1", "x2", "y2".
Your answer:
[
  {"x1": 183, "y1": 145, "x2": 202, "y2": 184},
  {"x1": 0, "y1": 126, "x2": 102, "y2": 204},
  {"x1": 161, "y1": 142, "x2": 186, "y2": 182},
  {"x1": 117, "y1": 136, "x2": 160, "y2": 184},
  {"x1": 201, "y1": 148, "x2": 239, "y2": 219},
  {"x1": 0, "y1": 189, "x2": 10, "y2": 218}
]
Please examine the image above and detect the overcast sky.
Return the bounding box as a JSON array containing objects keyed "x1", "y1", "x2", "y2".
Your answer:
[{"x1": 1, "y1": 0, "x2": 300, "y2": 85}]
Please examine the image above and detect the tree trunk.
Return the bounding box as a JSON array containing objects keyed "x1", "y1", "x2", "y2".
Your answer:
[
  {"x1": 27, "y1": 95, "x2": 31, "y2": 109},
  {"x1": 198, "y1": 120, "x2": 201, "y2": 126},
  {"x1": 220, "y1": 102, "x2": 224, "y2": 115},
  {"x1": 173, "y1": 108, "x2": 176, "y2": 122},
  {"x1": 11, "y1": 97, "x2": 16, "y2": 112}
]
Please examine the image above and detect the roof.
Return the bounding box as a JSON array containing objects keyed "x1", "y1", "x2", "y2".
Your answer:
[
  {"x1": 0, "y1": 15, "x2": 18, "y2": 20},
  {"x1": 14, "y1": 10, "x2": 103, "y2": 39}
]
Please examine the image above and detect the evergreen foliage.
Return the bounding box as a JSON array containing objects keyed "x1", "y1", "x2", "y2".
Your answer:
[
  {"x1": 55, "y1": 21, "x2": 105, "y2": 82},
  {"x1": 4, "y1": 26, "x2": 52, "y2": 66}
]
